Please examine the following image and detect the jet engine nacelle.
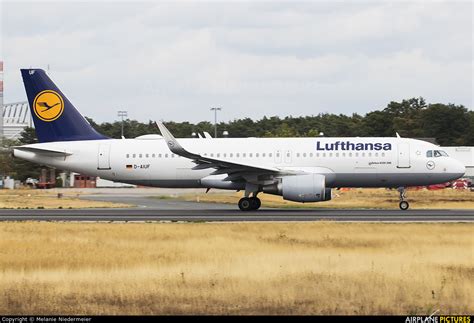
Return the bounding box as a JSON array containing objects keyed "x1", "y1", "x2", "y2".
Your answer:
[
  {"x1": 264, "y1": 174, "x2": 331, "y2": 202},
  {"x1": 282, "y1": 174, "x2": 331, "y2": 202}
]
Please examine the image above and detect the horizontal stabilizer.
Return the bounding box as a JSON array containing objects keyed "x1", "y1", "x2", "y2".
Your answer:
[{"x1": 13, "y1": 146, "x2": 73, "y2": 157}]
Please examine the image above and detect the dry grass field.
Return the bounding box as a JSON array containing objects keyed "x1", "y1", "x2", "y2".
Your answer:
[
  {"x1": 0, "y1": 222, "x2": 472, "y2": 315},
  {"x1": 182, "y1": 188, "x2": 474, "y2": 209},
  {"x1": 0, "y1": 189, "x2": 130, "y2": 209}
]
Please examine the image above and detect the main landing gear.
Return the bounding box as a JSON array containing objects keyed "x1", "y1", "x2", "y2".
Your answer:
[
  {"x1": 397, "y1": 187, "x2": 409, "y2": 210},
  {"x1": 238, "y1": 197, "x2": 261, "y2": 211},
  {"x1": 238, "y1": 183, "x2": 262, "y2": 211}
]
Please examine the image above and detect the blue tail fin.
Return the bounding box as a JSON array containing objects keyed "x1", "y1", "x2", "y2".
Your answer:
[{"x1": 21, "y1": 69, "x2": 108, "y2": 143}]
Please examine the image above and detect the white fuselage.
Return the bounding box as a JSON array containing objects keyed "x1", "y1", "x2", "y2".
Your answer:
[{"x1": 14, "y1": 136, "x2": 465, "y2": 189}]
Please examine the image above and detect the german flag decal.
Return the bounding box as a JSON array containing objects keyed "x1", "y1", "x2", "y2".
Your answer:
[{"x1": 126, "y1": 165, "x2": 132, "y2": 169}]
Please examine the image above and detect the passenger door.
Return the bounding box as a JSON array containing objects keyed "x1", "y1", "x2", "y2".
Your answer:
[
  {"x1": 97, "y1": 144, "x2": 111, "y2": 170},
  {"x1": 397, "y1": 143, "x2": 411, "y2": 168}
]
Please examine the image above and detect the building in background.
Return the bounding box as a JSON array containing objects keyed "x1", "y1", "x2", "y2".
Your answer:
[
  {"x1": 69, "y1": 173, "x2": 136, "y2": 188},
  {"x1": 72, "y1": 174, "x2": 97, "y2": 188},
  {"x1": 0, "y1": 61, "x2": 3, "y2": 138},
  {"x1": 2, "y1": 101, "x2": 32, "y2": 139},
  {"x1": 1, "y1": 61, "x2": 33, "y2": 140}
]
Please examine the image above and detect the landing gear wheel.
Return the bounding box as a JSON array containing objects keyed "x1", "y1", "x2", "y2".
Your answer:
[
  {"x1": 399, "y1": 201, "x2": 409, "y2": 210},
  {"x1": 238, "y1": 198, "x2": 252, "y2": 211},
  {"x1": 397, "y1": 187, "x2": 410, "y2": 211},
  {"x1": 250, "y1": 197, "x2": 261, "y2": 210}
]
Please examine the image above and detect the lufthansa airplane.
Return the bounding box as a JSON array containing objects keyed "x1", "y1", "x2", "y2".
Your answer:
[{"x1": 13, "y1": 69, "x2": 465, "y2": 211}]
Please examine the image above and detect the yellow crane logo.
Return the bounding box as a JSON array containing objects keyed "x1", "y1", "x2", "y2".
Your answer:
[{"x1": 33, "y1": 90, "x2": 64, "y2": 122}]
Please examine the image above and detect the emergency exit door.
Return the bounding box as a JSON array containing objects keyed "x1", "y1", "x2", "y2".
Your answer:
[
  {"x1": 397, "y1": 143, "x2": 411, "y2": 168},
  {"x1": 98, "y1": 144, "x2": 111, "y2": 170},
  {"x1": 284, "y1": 150, "x2": 292, "y2": 164}
]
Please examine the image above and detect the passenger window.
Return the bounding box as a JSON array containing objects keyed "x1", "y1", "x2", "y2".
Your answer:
[
  {"x1": 236, "y1": 153, "x2": 240, "y2": 158},
  {"x1": 262, "y1": 153, "x2": 266, "y2": 157},
  {"x1": 426, "y1": 151, "x2": 433, "y2": 158},
  {"x1": 310, "y1": 153, "x2": 313, "y2": 157},
  {"x1": 335, "y1": 153, "x2": 339, "y2": 157},
  {"x1": 217, "y1": 153, "x2": 220, "y2": 158},
  {"x1": 269, "y1": 153, "x2": 272, "y2": 157},
  {"x1": 303, "y1": 153, "x2": 307, "y2": 157},
  {"x1": 139, "y1": 154, "x2": 142, "y2": 158},
  {"x1": 146, "y1": 154, "x2": 149, "y2": 158},
  {"x1": 132, "y1": 154, "x2": 136, "y2": 158},
  {"x1": 171, "y1": 154, "x2": 175, "y2": 158},
  {"x1": 249, "y1": 153, "x2": 252, "y2": 157},
  {"x1": 296, "y1": 153, "x2": 300, "y2": 158},
  {"x1": 243, "y1": 153, "x2": 246, "y2": 158},
  {"x1": 126, "y1": 154, "x2": 129, "y2": 158},
  {"x1": 223, "y1": 153, "x2": 226, "y2": 158},
  {"x1": 256, "y1": 153, "x2": 259, "y2": 158},
  {"x1": 230, "y1": 153, "x2": 233, "y2": 157},
  {"x1": 165, "y1": 154, "x2": 168, "y2": 158},
  {"x1": 152, "y1": 154, "x2": 155, "y2": 158},
  {"x1": 158, "y1": 154, "x2": 162, "y2": 158}
]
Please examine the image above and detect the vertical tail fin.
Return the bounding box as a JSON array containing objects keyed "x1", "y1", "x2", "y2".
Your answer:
[{"x1": 21, "y1": 69, "x2": 108, "y2": 143}]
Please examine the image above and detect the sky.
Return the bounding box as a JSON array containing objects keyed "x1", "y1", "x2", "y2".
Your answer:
[{"x1": 1, "y1": 0, "x2": 472, "y2": 123}]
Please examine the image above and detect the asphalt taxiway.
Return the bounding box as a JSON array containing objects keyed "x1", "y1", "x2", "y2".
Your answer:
[{"x1": 1, "y1": 191, "x2": 472, "y2": 222}]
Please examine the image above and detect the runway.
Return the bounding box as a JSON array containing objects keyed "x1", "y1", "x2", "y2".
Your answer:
[{"x1": 0, "y1": 207, "x2": 473, "y2": 222}]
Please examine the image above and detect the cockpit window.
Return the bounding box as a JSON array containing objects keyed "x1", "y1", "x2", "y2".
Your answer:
[{"x1": 427, "y1": 150, "x2": 449, "y2": 158}]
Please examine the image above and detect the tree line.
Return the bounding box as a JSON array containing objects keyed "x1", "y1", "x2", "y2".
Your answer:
[
  {"x1": 1, "y1": 97, "x2": 472, "y2": 181},
  {"x1": 88, "y1": 97, "x2": 473, "y2": 146}
]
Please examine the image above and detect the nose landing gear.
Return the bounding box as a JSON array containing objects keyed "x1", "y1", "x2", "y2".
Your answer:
[{"x1": 397, "y1": 187, "x2": 409, "y2": 210}]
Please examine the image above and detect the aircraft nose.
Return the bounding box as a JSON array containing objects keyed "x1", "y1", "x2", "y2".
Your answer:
[{"x1": 451, "y1": 159, "x2": 466, "y2": 178}]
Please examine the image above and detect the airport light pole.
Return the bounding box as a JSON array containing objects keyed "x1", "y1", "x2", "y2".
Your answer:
[
  {"x1": 210, "y1": 107, "x2": 222, "y2": 138},
  {"x1": 117, "y1": 110, "x2": 128, "y2": 138}
]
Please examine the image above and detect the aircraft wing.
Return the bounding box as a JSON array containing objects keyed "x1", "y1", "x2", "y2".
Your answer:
[{"x1": 156, "y1": 121, "x2": 297, "y2": 183}]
